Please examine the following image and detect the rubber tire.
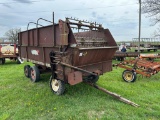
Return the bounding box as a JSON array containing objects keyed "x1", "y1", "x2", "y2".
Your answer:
[
  {"x1": 0, "y1": 58, "x2": 5, "y2": 64},
  {"x1": 49, "y1": 76, "x2": 65, "y2": 95},
  {"x1": 122, "y1": 70, "x2": 136, "y2": 82},
  {"x1": 0, "y1": 59, "x2": 2, "y2": 64},
  {"x1": 87, "y1": 75, "x2": 99, "y2": 83},
  {"x1": 2, "y1": 58, "x2": 5, "y2": 64},
  {"x1": 24, "y1": 65, "x2": 31, "y2": 78},
  {"x1": 30, "y1": 66, "x2": 40, "y2": 82},
  {"x1": 17, "y1": 59, "x2": 21, "y2": 64}
]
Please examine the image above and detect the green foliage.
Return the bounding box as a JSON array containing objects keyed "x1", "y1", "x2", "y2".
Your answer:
[{"x1": 0, "y1": 59, "x2": 160, "y2": 120}]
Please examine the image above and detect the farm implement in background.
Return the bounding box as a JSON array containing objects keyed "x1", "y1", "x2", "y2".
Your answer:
[
  {"x1": 139, "y1": 53, "x2": 160, "y2": 61},
  {"x1": 0, "y1": 42, "x2": 22, "y2": 64},
  {"x1": 114, "y1": 51, "x2": 140, "y2": 61},
  {"x1": 114, "y1": 58, "x2": 160, "y2": 82}
]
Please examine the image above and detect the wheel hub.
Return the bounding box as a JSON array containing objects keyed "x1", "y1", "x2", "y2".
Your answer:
[
  {"x1": 51, "y1": 79, "x2": 59, "y2": 91},
  {"x1": 125, "y1": 72, "x2": 133, "y2": 81},
  {"x1": 25, "y1": 69, "x2": 28, "y2": 75},
  {"x1": 31, "y1": 70, "x2": 35, "y2": 79}
]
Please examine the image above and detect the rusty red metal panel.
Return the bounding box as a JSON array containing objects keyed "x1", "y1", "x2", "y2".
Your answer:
[
  {"x1": 18, "y1": 33, "x2": 21, "y2": 45},
  {"x1": 104, "y1": 29, "x2": 117, "y2": 46},
  {"x1": 68, "y1": 71, "x2": 82, "y2": 85},
  {"x1": 67, "y1": 24, "x2": 77, "y2": 44},
  {"x1": 58, "y1": 20, "x2": 69, "y2": 45},
  {"x1": 77, "y1": 60, "x2": 112, "y2": 76},
  {"x1": 44, "y1": 47, "x2": 59, "y2": 63},
  {"x1": 102, "y1": 61, "x2": 112, "y2": 73},
  {"x1": 39, "y1": 26, "x2": 54, "y2": 47},
  {"x1": 19, "y1": 46, "x2": 27, "y2": 58},
  {"x1": 74, "y1": 31, "x2": 108, "y2": 47},
  {"x1": 33, "y1": 29, "x2": 37, "y2": 46},
  {"x1": 27, "y1": 47, "x2": 44, "y2": 62},
  {"x1": 21, "y1": 32, "x2": 28, "y2": 45},
  {"x1": 28, "y1": 30, "x2": 32, "y2": 46},
  {"x1": 73, "y1": 48, "x2": 117, "y2": 66}
]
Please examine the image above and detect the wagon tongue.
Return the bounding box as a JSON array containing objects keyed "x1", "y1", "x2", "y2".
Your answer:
[{"x1": 86, "y1": 82, "x2": 140, "y2": 107}]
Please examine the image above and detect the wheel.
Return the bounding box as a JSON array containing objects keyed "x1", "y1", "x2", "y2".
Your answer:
[
  {"x1": 83, "y1": 75, "x2": 99, "y2": 83},
  {"x1": 17, "y1": 58, "x2": 21, "y2": 64},
  {"x1": 49, "y1": 76, "x2": 65, "y2": 95},
  {"x1": 117, "y1": 57, "x2": 121, "y2": 61},
  {"x1": 0, "y1": 58, "x2": 2, "y2": 64},
  {"x1": 30, "y1": 66, "x2": 40, "y2": 82},
  {"x1": 24, "y1": 65, "x2": 31, "y2": 78},
  {"x1": 0, "y1": 58, "x2": 5, "y2": 64},
  {"x1": 122, "y1": 70, "x2": 136, "y2": 82},
  {"x1": 2, "y1": 58, "x2": 5, "y2": 64},
  {"x1": 87, "y1": 75, "x2": 99, "y2": 83}
]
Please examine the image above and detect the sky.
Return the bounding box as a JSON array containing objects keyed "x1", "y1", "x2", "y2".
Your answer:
[{"x1": 0, "y1": 0, "x2": 158, "y2": 41}]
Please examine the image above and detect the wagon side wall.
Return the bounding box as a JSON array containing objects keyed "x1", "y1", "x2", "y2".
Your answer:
[{"x1": 18, "y1": 24, "x2": 61, "y2": 66}]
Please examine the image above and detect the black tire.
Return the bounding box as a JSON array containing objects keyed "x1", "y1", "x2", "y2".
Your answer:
[
  {"x1": 0, "y1": 58, "x2": 5, "y2": 64},
  {"x1": 49, "y1": 76, "x2": 65, "y2": 95},
  {"x1": 2, "y1": 58, "x2": 5, "y2": 64},
  {"x1": 87, "y1": 75, "x2": 99, "y2": 83},
  {"x1": 17, "y1": 59, "x2": 21, "y2": 64},
  {"x1": 0, "y1": 58, "x2": 2, "y2": 64},
  {"x1": 122, "y1": 70, "x2": 136, "y2": 82},
  {"x1": 24, "y1": 65, "x2": 31, "y2": 78},
  {"x1": 30, "y1": 66, "x2": 40, "y2": 82}
]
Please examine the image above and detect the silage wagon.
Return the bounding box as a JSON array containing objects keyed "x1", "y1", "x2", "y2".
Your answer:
[{"x1": 18, "y1": 13, "x2": 118, "y2": 95}]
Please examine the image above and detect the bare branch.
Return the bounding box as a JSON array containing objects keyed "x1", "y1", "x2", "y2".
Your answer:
[
  {"x1": 142, "y1": 0, "x2": 160, "y2": 36},
  {"x1": 5, "y1": 28, "x2": 21, "y2": 43}
]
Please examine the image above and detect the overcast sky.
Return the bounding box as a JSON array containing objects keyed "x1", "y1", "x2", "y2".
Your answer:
[{"x1": 0, "y1": 0, "x2": 158, "y2": 41}]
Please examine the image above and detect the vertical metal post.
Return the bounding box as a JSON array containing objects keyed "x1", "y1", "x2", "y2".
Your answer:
[
  {"x1": 138, "y1": 0, "x2": 141, "y2": 52},
  {"x1": 14, "y1": 44, "x2": 16, "y2": 55},
  {"x1": 53, "y1": 12, "x2": 55, "y2": 46}
]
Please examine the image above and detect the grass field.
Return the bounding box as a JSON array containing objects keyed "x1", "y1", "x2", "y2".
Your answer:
[{"x1": 0, "y1": 57, "x2": 160, "y2": 120}]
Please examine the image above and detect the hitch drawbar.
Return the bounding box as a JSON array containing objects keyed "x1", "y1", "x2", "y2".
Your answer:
[{"x1": 86, "y1": 82, "x2": 140, "y2": 107}]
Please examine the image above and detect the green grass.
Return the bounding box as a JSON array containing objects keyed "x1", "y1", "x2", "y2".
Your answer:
[{"x1": 0, "y1": 59, "x2": 160, "y2": 120}]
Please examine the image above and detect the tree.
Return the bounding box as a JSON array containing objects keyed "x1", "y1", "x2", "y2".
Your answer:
[
  {"x1": 142, "y1": 0, "x2": 160, "y2": 36},
  {"x1": 0, "y1": 37, "x2": 6, "y2": 42},
  {"x1": 5, "y1": 28, "x2": 21, "y2": 43}
]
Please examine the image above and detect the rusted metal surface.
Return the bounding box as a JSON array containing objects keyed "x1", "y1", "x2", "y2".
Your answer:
[
  {"x1": 114, "y1": 51, "x2": 140, "y2": 61},
  {"x1": 114, "y1": 51, "x2": 140, "y2": 57},
  {"x1": 58, "y1": 20, "x2": 69, "y2": 45},
  {"x1": 68, "y1": 71, "x2": 83, "y2": 85},
  {"x1": 0, "y1": 42, "x2": 18, "y2": 58},
  {"x1": 117, "y1": 59, "x2": 160, "y2": 77},
  {"x1": 140, "y1": 53, "x2": 160, "y2": 59},
  {"x1": 19, "y1": 14, "x2": 118, "y2": 85}
]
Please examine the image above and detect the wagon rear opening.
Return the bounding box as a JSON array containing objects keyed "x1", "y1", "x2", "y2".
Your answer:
[{"x1": 18, "y1": 13, "x2": 118, "y2": 95}]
